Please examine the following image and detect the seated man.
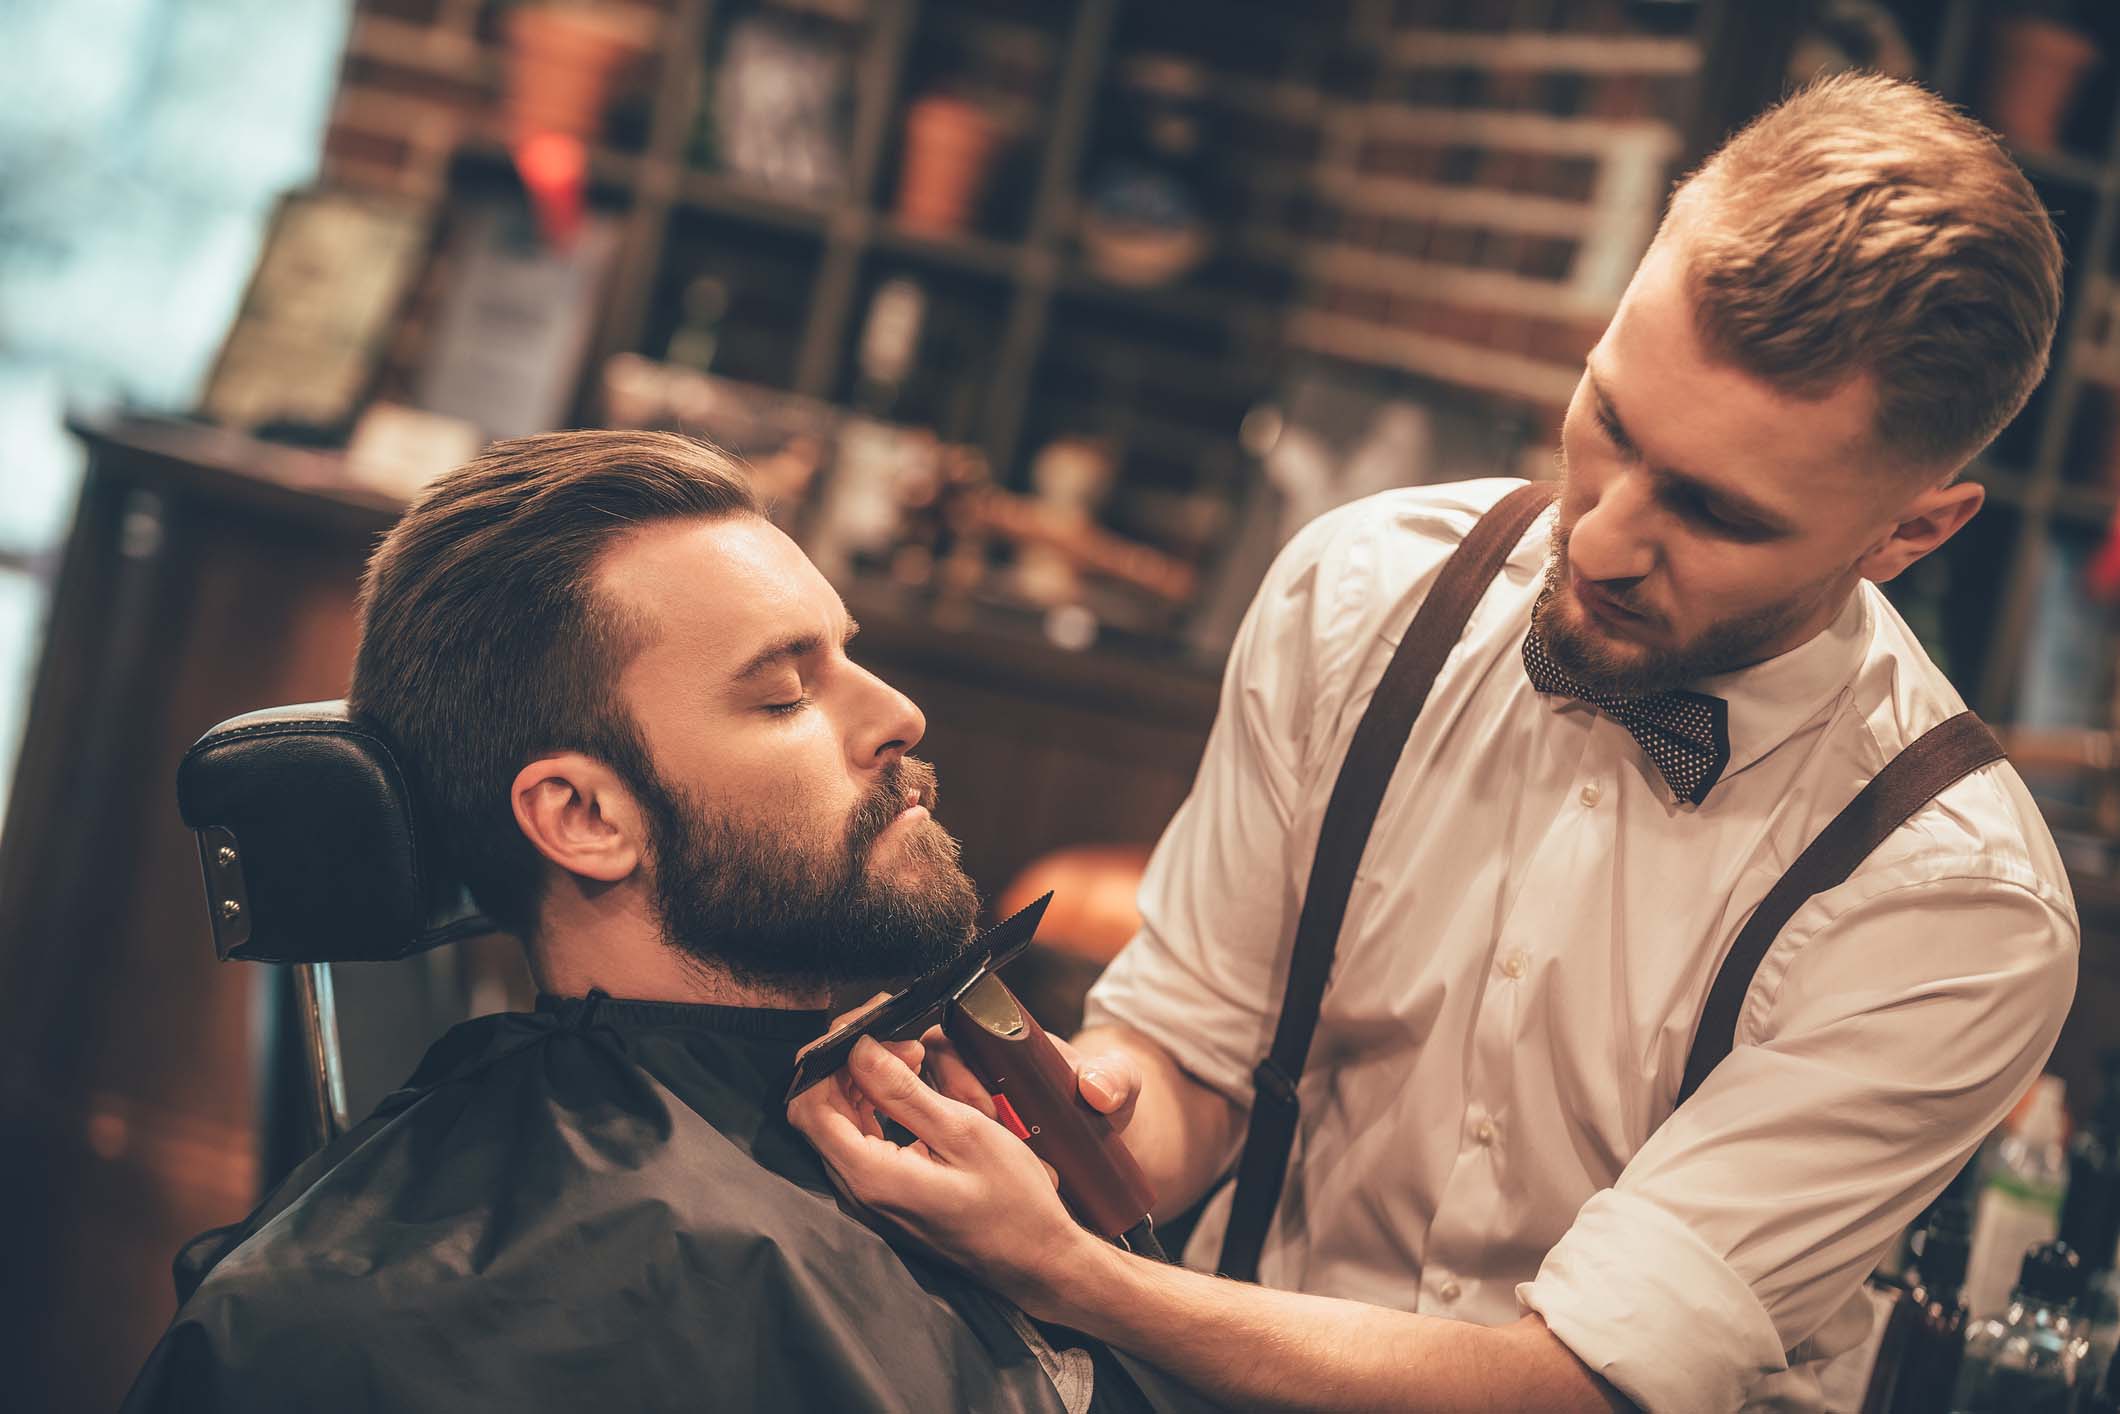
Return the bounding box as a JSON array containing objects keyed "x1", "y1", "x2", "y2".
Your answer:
[{"x1": 122, "y1": 431, "x2": 1151, "y2": 1414}]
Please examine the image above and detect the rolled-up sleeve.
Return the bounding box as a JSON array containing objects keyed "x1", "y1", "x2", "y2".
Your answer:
[
  {"x1": 1082, "y1": 501, "x2": 1397, "y2": 1101},
  {"x1": 1521, "y1": 861, "x2": 2077, "y2": 1414}
]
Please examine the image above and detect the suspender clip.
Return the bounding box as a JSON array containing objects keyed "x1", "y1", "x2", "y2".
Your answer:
[{"x1": 1252, "y1": 1057, "x2": 1299, "y2": 1108}]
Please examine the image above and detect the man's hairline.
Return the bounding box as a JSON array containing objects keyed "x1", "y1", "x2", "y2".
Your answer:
[
  {"x1": 1651, "y1": 191, "x2": 1980, "y2": 487},
  {"x1": 1595, "y1": 233, "x2": 1969, "y2": 498},
  {"x1": 584, "y1": 505, "x2": 771, "y2": 674}
]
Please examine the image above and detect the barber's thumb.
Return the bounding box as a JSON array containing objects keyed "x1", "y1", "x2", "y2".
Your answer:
[{"x1": 1076, "y1": 1055, "x2": 1139, "y2": 1113}]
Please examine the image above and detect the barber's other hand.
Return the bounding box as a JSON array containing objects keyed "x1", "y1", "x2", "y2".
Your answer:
[
  {"x1": 919, "y1": 1025, "x2": 1143, "y2": 1135},
  {"x1": 788, "y1": 1033, "x2": 1100, "y2": 1312}
]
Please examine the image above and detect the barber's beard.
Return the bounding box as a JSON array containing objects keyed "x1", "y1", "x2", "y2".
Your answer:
[
  {"x1": 636, "y1": 755, "x2": 979, "y2": 992},
  {"x1": 1533, "y1": 515, "x2": 1836, "y2": 698}
]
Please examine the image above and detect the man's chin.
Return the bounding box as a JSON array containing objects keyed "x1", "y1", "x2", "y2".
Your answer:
[{"x1": 867, "y1": 811, "x2": 938, "y2": 864}]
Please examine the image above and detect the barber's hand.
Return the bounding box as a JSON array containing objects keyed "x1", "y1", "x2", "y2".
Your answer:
[
  {"x1": 789, "y1": 1032, "x2": 1101, "y2": 1313},
  {"x1": 919, "y1": 1024, "x2": 1143, "y2": 1135}
]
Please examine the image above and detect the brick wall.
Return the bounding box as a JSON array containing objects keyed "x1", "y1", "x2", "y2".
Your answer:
[{"x1": 1287, "y1": 1, "x2": 1699, "y2": 431}]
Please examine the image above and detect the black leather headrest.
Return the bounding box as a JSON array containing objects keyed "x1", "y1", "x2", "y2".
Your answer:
[{"x1": 176, "y1": 701, "x2": 495, "y2": 963}]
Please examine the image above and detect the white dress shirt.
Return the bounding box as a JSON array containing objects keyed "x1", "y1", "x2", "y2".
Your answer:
[{"x1": 1084, "y1": 479, "x2": 2079, "y2": 1413}]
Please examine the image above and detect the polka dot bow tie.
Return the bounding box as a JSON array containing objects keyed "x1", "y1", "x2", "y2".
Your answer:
[{"x1": 1521, "y1": 622, "x2": 1732, "y2": 806}]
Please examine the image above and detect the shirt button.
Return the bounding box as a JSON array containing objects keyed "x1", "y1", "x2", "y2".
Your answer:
[
  {"x1": 1579, "y1": 781, "x2": 1602, "y2": 807},
  {"x1": 1438, "y1": 1279, "x2": 1463, "y2": 1303},
  {"x1": 1499, "y1": 949, "x2": 1528, "y2": 980},
  {"x1": 1473, "y1": 1118, "x2": 1497, "y2": 1147}
]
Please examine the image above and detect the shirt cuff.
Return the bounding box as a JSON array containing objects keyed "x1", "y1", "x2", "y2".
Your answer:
[
  {"x1": 1080, "y1": 955, "x2": 1255, "y2": 1107},
  {"x1": 1517, "y1": 1188, "x2": 1787, "y2": 1414}
]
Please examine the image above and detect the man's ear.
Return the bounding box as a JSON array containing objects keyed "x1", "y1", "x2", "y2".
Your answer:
[
  {"x1": 510, "y1": 752, "x2": 644, "y2": 884},
  {"x1": 1858, "y1": 478, "x2": 1985, "y2": 585}
]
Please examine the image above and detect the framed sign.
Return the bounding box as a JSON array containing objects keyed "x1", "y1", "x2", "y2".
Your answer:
[
  {"x1": 416, "y1": 202, "x2": 620, "y2": 441},
  {"x1": 197, "y1": 187, "x2": 431, "y2": 436}
]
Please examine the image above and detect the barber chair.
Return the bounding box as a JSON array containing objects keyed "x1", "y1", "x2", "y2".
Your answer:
[{"x1": 176, "y1": 702, "x2": 496, "y2": 1153}]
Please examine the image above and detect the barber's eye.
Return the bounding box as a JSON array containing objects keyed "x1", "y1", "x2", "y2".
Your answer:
[
  {"x1": 1594, "y1": 408, "x2": 1629, "y2": 452},
  {"x1": 1670, "y1": 490, "x2": 1755, "y2": 538},
  {"x1": 1677, "y1": 493, "x2": 1721, "y2": 525}
]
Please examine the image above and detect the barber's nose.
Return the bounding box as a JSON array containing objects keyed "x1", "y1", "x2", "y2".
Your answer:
[
  {"x1": 853, "y1": 666, "x2": 926, "y2": 770},
  {"x1": 1566, "y1": 471, "x2": 1655, "y2": 583}
]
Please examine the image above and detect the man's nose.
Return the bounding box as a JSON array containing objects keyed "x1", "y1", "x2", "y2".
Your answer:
[
  {"x1": 851, "y1": 665, "x2": 926, "y2": 770},
  {"x1": 1566, "y1": 470, "x2": 1656, "y2": 583}
]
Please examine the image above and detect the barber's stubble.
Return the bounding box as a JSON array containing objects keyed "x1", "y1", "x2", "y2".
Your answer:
[
  {"x1": 1533, "y1": 479, "x2": 1846, "y2": 698},
  {"x1": 635, "y1": 754, "x2": 979, "y2": 992}
]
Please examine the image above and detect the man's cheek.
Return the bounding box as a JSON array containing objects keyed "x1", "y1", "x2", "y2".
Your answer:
[{"x1": 746, "y1": 783, "x2": 838, "y2": 855}]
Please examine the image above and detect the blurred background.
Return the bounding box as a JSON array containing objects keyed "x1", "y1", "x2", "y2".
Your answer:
[{"x1": 8, "y1": 0, "x2": 2120, "y2": 1408}]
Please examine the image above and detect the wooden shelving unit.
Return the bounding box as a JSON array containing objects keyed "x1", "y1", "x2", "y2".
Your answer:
[
  {"x1": 313, "y1": 0, "x2": 1746, "y2": 627},
  {"x1": 361, "y1": 0, "x2": 1708, "y2": 566},
  {"x1": 554, "y1": 0, "x2": 1136, "y2": 485}
]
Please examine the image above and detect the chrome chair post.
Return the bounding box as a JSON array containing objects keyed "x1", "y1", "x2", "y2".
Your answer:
[{"x1": 292, "y1": 961, "x2": 351, "y2": 1146}]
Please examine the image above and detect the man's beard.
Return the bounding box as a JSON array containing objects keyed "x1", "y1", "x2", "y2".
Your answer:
[
  {"x1": 634, "y1": 755, "x2": 979, "y2": 993},
  {"x1": 1533, "y1": 514, "x2": 1837, "y2": 697}
]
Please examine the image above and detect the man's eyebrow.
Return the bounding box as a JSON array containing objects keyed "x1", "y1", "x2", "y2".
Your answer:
[
  {"x1": 1586, "y1": 368, "x2": 1794, "y2": 533},
  {"x1": 728, "y1": 615, "x2": 860, "y2": 685},
  {"x1": 1587, "y1": 369, "x2": 1640, "y2": 458}
]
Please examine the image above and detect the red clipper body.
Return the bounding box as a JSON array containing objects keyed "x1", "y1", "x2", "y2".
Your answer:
[{"x1": 944, "y1": 971, "x2": 1157, "y2": 1242}]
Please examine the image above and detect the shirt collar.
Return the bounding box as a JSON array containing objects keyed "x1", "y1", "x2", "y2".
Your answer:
[
  {"x1": 535, "y1": 990, "x2": 833, "y2": 1042},
  {"x1": 1690, "y1": 586, "x2": 1871, "y2": 784}
]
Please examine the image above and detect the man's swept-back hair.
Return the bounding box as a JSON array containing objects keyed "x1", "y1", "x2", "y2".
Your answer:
[
  {"x1": 349, "y1": 429, "x2": 760, "y2": 937},
  {"x1": 1666, "y1": 70, "x2": 2063, "y2": 469}
]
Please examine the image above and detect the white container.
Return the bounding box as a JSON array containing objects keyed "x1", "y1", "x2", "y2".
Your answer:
[{"x1": 1965, "y1": 1076, "x2": 2070, "y2": 1321}]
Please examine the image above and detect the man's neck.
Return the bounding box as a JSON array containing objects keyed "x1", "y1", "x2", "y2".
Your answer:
[{"x1": 527, "y1": 889, "x2": 830, "y2": 1010}]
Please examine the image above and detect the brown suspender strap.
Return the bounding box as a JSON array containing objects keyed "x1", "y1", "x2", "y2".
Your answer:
[
  {"x1": 1215, "y1": 484, "x2": 2009, "y2": 1284},
  {"x1": 1217, "y1": 481, "x2": 1557, "y2": 1283},
  {"x1": 1672, "y1": 709, "x2": 2005, "y2": 1105}
]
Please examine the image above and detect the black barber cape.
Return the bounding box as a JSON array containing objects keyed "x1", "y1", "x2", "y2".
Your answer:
[{"x1": 121, "y1": 992, "x2": 1153, "y2": 1413}]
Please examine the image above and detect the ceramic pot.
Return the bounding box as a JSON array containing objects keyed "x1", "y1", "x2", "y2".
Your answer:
[
  {"x1": 504, "y1": 3, "x2": 651, "y2": 144},
  {"x1": 896, "y1": 94, "x2": 1000, "y2": 236},
  {"x1": 1986, "y1": 17, "x2": 2101, "y2": 153}
]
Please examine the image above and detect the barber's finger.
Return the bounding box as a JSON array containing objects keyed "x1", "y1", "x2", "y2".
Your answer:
[
  {"x1": 789, "y1": 1071, "x2": 887, "y2": 1159},
  {"x1": 849, "y1": 1035, "x2": 984, "y2": 1156},
  {"x1": 809, "y1": 1065, "x2": 886, "y2": 1143},
  {"x1": 916, "y1": 1026, "x2": 999, "y2": 1119},
  {"x1": 792, "y1": 991, "x2": 898, "y2": 1084},
  {"x1": 829, "y1": 991, "x2": 894, "y2": 1033},
  {"x1": 882, "y1": 1037, "x2": 925, "y2": 1075}
]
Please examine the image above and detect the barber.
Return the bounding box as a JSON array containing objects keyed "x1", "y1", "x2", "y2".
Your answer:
[{"x1": 791, "y1": 73, "x2": 2079, "y2": 1413}]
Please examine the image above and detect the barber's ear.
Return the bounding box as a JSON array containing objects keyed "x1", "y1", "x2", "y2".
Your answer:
[
  {"x1": 1858, "y1": 479, "x2": 1984, "y2": 584},
  {"x1": 510, "y1": 752, "x2": 643, "y2": 884}
]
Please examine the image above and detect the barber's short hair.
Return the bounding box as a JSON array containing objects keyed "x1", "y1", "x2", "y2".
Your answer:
[
  {"x1": 349, "y1": 429, "x2": 759, "y2": 937},
  {"x1": 1665, "y1": 70, "x2": 2063, "y2": 469}
]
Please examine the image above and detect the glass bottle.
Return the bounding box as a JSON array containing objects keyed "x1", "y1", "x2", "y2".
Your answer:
[
  {"x1": 2062, "y1": 1051, "x2": 2120, "y2": 1395},
  {"x1": 1965, "y1": 1075, "x2": 2069, "y2": 1319},
  {"x1": 1950, "y1": 1240, "x2": 2092, "y2": 1413},
  {"x1": 1886, "y1": 1188, "x2": 1973, "y2": 1414}
]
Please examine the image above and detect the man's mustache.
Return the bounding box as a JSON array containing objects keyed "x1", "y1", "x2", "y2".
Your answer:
[{"x1": 845, "y1": 756, "x2": 940, "y2": 860}]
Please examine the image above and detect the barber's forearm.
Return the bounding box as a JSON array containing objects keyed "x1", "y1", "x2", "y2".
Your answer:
[
  {"x1": 1071, "y1": 1022, "x2": 1244, "y2": 1218},
  {"x1": 1031, "y1": 1241, "x2": 1633, "y2": 1414}
]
